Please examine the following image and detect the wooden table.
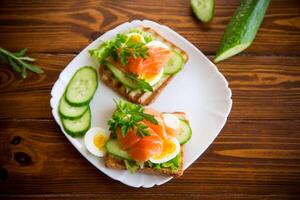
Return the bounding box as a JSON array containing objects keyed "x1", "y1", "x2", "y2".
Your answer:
[{"x1": 0, "y1": 0, "x2": 299, "y2": 199}]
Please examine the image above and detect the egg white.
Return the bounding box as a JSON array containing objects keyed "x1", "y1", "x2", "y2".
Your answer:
[
  {"x1": 146, "y1": 40, "x2": 169, "y2": 49},
  {"x1": 163, "y1": 113, "x2": 180, "y2": 130},
  {"x1": 149, "y1": 137, "x2": 180, "y2": 164},
  {"x1": 84, "y1": 127, "x2": 110, "y2": 157},
  {"x1": 139, "y1": 40, "x2": 169, "y2": 86},
  {"x1": 141, "y1": 67, "x2": 164, "y2": 86}
]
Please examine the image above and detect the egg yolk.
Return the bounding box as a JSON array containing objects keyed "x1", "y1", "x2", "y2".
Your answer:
[
  {"x1": 151, "y1": 139, "x2": 176, "y2": 160},
  {"x1": 130, "y1": 35, "x2": 141, "y2": 43},
  {"x1": 141, "y1": 73, "x2": 158, "y2": 82},
  {"x1": 93, "y1": 133, "x2": 108, "y2": 151}
]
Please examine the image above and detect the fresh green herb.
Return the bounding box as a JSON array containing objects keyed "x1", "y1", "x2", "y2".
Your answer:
[
  {"x1": 148, "y1": 153, "x2": 181, "y2": 172},
  {"x1": 89, "y1": 33, "x2": 148, "y2": 66},
  {"x1": 108, "y1": 100, "x2": 158, "y2": 138},
  {"x1": 119, "y1": 42, "x2": 148, "y2": 65},
  {"x1": 125, "y1": 73, "x2": 153, "y2": 92},
  {"x1": 124, "y1": 160, "x2": 139, "y2": 173},
  {"x1": 89, "y1": 34, "x2": 126, "y2": 64},
  {"x1": 0, "y1": 47, "x2": 43, "y2": 78}
]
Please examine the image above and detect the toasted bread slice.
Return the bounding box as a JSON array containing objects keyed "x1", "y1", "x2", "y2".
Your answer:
[
  {"x1": 104, "y1": 112, "x2": 188, "y2": 177},
  {"x1": 105, "y1": 146, "x2": 184, "y2": 177},
  {"x1": 99, "y1": 26, "x2": 188, "y2": 105}
]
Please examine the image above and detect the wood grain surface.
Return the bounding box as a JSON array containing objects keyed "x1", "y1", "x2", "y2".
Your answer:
[{"x1": 0, "y1": 0, "x2": 300, "y2": 199}]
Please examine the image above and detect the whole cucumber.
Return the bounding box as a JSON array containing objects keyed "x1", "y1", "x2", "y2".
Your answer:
[{"x1": 214, "y1": 0, "x2": 270, "y2": 63}]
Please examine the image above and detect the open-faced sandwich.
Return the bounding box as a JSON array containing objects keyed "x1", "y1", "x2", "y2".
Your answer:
[
  {"x1": 103, "y1": 100, "x2": 192, "y2": 176},
  {"x1": 89, "y1": 26, "x2": 188, "y2": 105}
]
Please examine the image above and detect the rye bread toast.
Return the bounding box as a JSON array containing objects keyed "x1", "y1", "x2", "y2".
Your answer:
[
  {"x1": 104, "y1": 112, "x2": 188, "y2": 177},
  {"x1": 99, "y1": 26, "x2": 188, "y2": 105},
  {"x1": 105, "y1": 146, "x2": 184, "y2": 177}
]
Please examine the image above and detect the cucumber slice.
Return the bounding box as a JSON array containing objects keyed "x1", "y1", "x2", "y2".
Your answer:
[
  {"x1": 106, "y1": 63, "x2": 137, "y2": 89},
  {"x1": 191, "y1": 0, "x2": 214, "y2": 23},
  {"x1": 65, "y1": 66, "x2": 98, "y2": 106},
  {"x1": 176, "y1": 120, "x2": 192, "y2": 145},
  {"x1": 61, "y1": 108, "x2": 91, "y2": 137},
  {"x1": 214, "y1": 0, "x2": 270, "y2": 63},
  {"x1": 163, "y1": 50, "x2": 184, "y2": 75},
  {"x1": 59, "y1": 95, "x2": 88, "y2": 119},
  {"x1": 105, "y1": 139, "x2": 132, "y2": 160},
  {"x1": 106, "y1": 62, "x2": 152, "y2": 91}
]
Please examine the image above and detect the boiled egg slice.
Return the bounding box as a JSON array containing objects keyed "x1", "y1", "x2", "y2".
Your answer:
[
  {"x1": 146, "y1": 40, "x2": 169, "y2": 49},
  {"x1": 126, "y1": 32, "x2": 145, "y2": 44},
  {"x1": 149, "y1": 137, "x2": 180, "y2": 164},
  {"x1": 163, "y1": 113, "x2": 180, "y2": 130},
  {"x1": 84, "y1": 127, "x2": 110, "y2": 157},
  {"x1": 163, "y1": 113, "x2": 180, "y2": 136},
  {"x1": 140, "y1": 40, "x2": 169, "y2": 86},
  {"x1": 140, "y1": 67, "x2": 164, "y2": 86}
]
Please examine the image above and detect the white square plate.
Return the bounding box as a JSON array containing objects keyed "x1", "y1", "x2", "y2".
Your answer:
[{"x1": 50, "y1": 19, "x2": 232, "y2": 188}]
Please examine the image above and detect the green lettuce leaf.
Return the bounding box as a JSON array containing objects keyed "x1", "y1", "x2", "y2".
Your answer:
[
  {"x1": 148, "y1": 153, "x2": 181, "y2": 172},
  {"x1": 124, "y1": 160, "x2": 139, "y2": 173}
]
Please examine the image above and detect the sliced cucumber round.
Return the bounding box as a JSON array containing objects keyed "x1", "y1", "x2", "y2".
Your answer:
[
  {"x1": 61, "y1": 108, "x2": 91, "y2": 137},
  {"x1": 105, "y1": 139, "x2": 132, "y2": 160},
  {"x1": 163, "y1": 50, "x2": 184, "y2": 75},
  {"x1": 59, "y1": 95, "x2": 88, "y2": 119},
  {"x1": 176, "y1": 120, "x2": 192, "y2": 144},
  {"x1": 65, "y1": 66, "x2": 98, "y2": 106}
]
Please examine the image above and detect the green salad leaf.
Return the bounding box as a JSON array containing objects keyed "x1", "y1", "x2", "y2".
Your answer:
[
  {"x1": 124, "y1": 160, "x2": 140, "y2": 173},
  {"x1": 89, "y1": 34, "x2": 127, "y2": 64},
  {"x1": 89, "y1": 33, "x2": 148, "y2": 66},
  {"x1": 123, "y1": 153, "x2": 181, "y2": 173},
  {"x1": 148, "y1": 153, "x2": 181, "y2": 172}
]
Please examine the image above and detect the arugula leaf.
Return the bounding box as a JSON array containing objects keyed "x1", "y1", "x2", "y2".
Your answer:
[
  {"x1": 125, "y1": 73, "x2": 153, "y2": 92},
  {"x1": 89, "y1": 33, "x2": 148, "y2": 66},
  {"x1": 108, "y1": 100, "x2": 158, "y2": 138},
  {"x1": 0, "y1": 47, "x2": 43, "y2": 78},
  {"x1": 119, "y1": 42, "x2": 148, "y2": 65}
]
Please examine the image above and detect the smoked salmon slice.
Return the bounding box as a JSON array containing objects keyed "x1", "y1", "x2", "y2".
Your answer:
[
  {"x1": 129, "y1": 130, "x2": 163, "y2": 162},
  {"x1": 117, "y1": 128, "x2": 141, "y2": 150},
  {"x1": 144, "y1": 108, "x2": 168, "y2": 139},
  {"x1": 126, "y1": 47, "x2": 171, "y2": 76}
]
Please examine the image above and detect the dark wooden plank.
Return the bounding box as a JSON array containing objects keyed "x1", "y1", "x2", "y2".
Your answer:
[
  {"x1": 0, "y1": 119, "x2": 299, "y2": 197},
  {"x1": 1, "y1": 194, "x2": 299, "y2": 200},
  {"x1": 0, "y1": 0, "x2": 299, "y2": 55},
  {"x1": 0, "y1": 54, "x2": 299, "y2": 120}
]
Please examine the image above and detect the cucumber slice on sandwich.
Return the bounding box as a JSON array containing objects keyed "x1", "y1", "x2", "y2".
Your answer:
[
  {"x1": 105, "y1": 62, "x2": 152, "y2": 92},
  {"x1": 105, "y1": 139, "x2": 132, "y2": 160},
  {"x1": 176, "y1": 120, "x2": 192, "y2": 144},
  {"x1": 163, "y1": 50, "x2": 184, "y2": 75}
]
